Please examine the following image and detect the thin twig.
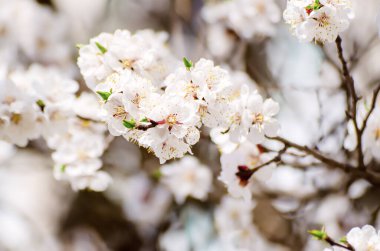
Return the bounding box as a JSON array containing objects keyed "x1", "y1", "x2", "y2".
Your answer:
[
  {"x1": 326, "y1": 237, "x2": 355, "y2": 251},
  {"x1": 336, "y1": 36, "x2": 365, "y2": 169},
  {"x1": 270, "y1": 136, "x2": 353, "y2": 171},
  {"x1": 360, "y1": 85, "x2": 380, "y2": 133}
]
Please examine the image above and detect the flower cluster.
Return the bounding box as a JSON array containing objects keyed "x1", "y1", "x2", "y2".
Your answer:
[
  {"x1": 77, "y1": 29, "x2": 280, "y2": 164},
  {"x1": 283, "y1": 0, "x2": 354, "y2": 43},
  {"x1": 0, "y1": 0, "x2": 70, "y2": 65},
  {"x1": 0, "y1": 65, "x2": 110, "y2": 191},
  {"x1": 202, "y1": 0, "x2": 280, "y2": 58}
]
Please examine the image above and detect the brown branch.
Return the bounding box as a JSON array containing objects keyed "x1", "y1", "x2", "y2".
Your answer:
[
  {"x1": 336, "y1": 36, "x2": 365, "y2": 169},
  {"x1": 269, "y1": 136, "x2": 380, "y2": 185},
  {"x1": 326, "y1": 237, "x2": 355, "y2": 251},
  {"x1": 360, "y1": 84, "x2": 380, "y2": 133},
  {"x1": 270, "y1": 136, "x2": 353, "y2": 171}
]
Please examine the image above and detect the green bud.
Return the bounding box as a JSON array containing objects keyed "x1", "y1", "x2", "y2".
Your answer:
[
  {"x1": 60, "y1": 164, "x2": 67, "y2": 173},
  {"x1": 183, "y1": 57, "x2": 193, "y2": 71},
  {"x1": 152, "y1": 169, "x2": 162, "y2": 180},
  {"x1": 95, "y1": 42, "x2": 108, "y2": 54},
  {"x1": 36, "y1": 99, "x2": 45, "y2": 111},
  {"x1": 340, "y1": 236, "x2": 348, "y2": 244},
  {"x1": 96, "y1": 90, "x2": 112, "y2": 101},
  {"x1": 308, "y1": 229, "x2": 327, "y2": 240},
  {"x1": 140, "y1": 117, "x2": 149, "y2": 123},
  {"x1": 123, "y1": 119, "x2": 136, "y2": 129}
]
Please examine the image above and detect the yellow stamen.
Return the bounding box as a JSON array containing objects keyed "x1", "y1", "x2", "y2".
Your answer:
[
  {"x1": 253, "y1": 113, "x2": 264, "y2": 124},
  {"x1": 10, "y1": 113, "x2": 22, "y2": 125}
]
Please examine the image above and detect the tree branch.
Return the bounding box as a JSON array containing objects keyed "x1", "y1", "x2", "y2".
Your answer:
[
  {"x1": 360, "y1": 84, "x2": 380, "y2": 134},
  {"x1": 336, "y1": 36, "x2": 365, "y2": 169}
]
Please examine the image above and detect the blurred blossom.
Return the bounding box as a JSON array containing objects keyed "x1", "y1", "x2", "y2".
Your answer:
[{"x1": 160, "y1": 156, "x2": 213, "y2": 204}]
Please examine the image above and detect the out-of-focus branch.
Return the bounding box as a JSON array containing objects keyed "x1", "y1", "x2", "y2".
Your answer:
[
  {"x1": 336, "y1": 36, "x2": 365, "y2": 170},
  {"x1": 270, "y1": 136, "x2": 353, "y2": 171},
  {"x1": 360, "y1": 84, "x2": 380, "y2": 134}
]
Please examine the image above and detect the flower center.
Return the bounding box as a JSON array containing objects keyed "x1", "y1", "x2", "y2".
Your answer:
[
  {"x1": 113, "y1": 106, "x2": 127, "y2": 119},
  {"x1": 317, "y1": 13, "x2": 330, "y2": 27},
  {"x1": 132, "y1": 93, "x2": 143, "y2": 107},
  {"x1": 231, "y1": 113, "x2": 242, "y2": 124},
  {"x1": 166, "y1": 114, "x2": 178, "y2": 126},
  {"x1": 120, "y1": 59, "x2": 135, "y2": 70},
  {"x1": 10, "y1": 113, "x2": 22, "y2": 125},
  {"x1": 253, "y1": 113, "x2": 264, "y2": 124},
  {"x1": 185, "y1": 83, "x2": 199, "y2": 98}
]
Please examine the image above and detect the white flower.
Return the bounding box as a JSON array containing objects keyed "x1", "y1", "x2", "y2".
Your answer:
[
  {"x1": 160, "y1": 156, "x2": 213, "y2": 204},
  {"x1": 0, "y1": 1, "x2": 70, "y2": 64},
  {"x1": 103, "y1": 93, "x2": 133, "y2": 137},
  {"x1": 165, "y1": 58, "x2": 230, "y2": 103},
  {"x1": 223, "y1": 89, "x2": 280, "y2": 144},
  {"x1": 139, "y1": 95, "x2": 201, "y2": 163},
  {"x1": 67, "y1": 171, "x2": 112, "y2": 192},
  {"x1": 49, "y1": 116, "x2": 110, "y2": 191},
  {"x1": 77, "y1": 32, "x2": 114, "y2": 90},
  {"x1": 118, "y1": 173, "x2": 172, "y2": 226},
  {"x1": 284, "y1": 0, "x2": 353, "y2": 43},
  {"x1": 202, "y1": 0, "x2": 281, "y2": 40},
  {"x1": 219, "y1": 141, "x2": 276, "y2": 202},
  {"x1": 346, "y1": 225, "x2": 380, "y2": 251},
  {"x1": 122, "y1": 71, "x2": 160, "y2": 119},
  {"x1": 245, "y1": 92, "x2": 280, "y2": 144},
  {"x1": 0, "y1": 80, "x2": 42, "y2": 147},
  {"x1": 214, "y1": 196, "x2": 255, "y2": 235},
  {"x1": 73, "y1": 92, "x2": 104, "y2": 121}
]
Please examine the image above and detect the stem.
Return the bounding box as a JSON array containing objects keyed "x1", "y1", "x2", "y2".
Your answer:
[
  {"x1": 270, "y1": 136, "x2": 380, "y2": 185},
  {"x1": 335, "y1": 36, "x2": 365, "y2": 169},
  {"x1": 270, "y1": 136, "x2": 353, "y2": 171},
  {"x1": 360, "y1": 85, "x2": 380, "y2": 133},
  {"x1": 326, "y1": 237, "x2": 355, "y2": 251}
]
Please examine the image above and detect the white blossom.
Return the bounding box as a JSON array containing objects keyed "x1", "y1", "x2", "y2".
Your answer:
[
  {"x1": 219, "y1": 141, "x2": 276, "y2": 202},
  {"x1": 284, "y1": 0, "x2": 353, "y2": 43},
  {"x1": 160, "y1": 156, "x2": 213, "y2": 204}
]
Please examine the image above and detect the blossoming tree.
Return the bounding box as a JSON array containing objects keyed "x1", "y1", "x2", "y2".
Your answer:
[{"x1": 1, "y1": 0, "x2": 380, "y2": 250}]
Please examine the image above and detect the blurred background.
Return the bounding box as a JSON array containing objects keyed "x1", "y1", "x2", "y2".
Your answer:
[{"x1": 1, "y1": 0, "x2": 380, "y2": 250}]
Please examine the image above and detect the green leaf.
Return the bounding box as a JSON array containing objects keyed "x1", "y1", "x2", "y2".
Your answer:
[
  {"x1": 123, "y1": 119, "x2": 136, "y2": 129},
  {"x1": 140, "y1": 117, "x2": 149, "y2": 123},
  {"x1": 36, "y1": 99, "x2": 45, "y2": 111},
  {"x1": 96, "y1": 90, "x2": 112, "y2": 101},
  {"x1": 308, "y1": 229, "x2": 327, "y2": 240},
  {"x1": 95, "y1": 42, "x2": 108, "y2": 54},
  {"x1": 183, "y1": 57, "x2": 193, "y2": 71}
]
